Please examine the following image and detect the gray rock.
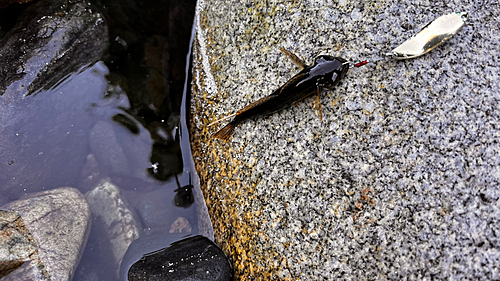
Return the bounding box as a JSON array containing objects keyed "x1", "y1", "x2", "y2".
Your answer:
[
  {"x1": 2, "y1": 187, "x2": 91, "y2": 280},
  {"x1": 79, "y1": 154, "x2": 107, "y2": 194},
  {"x1": 89, "y1": 121, "x2": 131, "y2": 176},
  {"x1": 190, "y1": 0, "x2": 500, "y2": 280},
  {"x1": 85, "y1": 179, "x2": 141, "y2": 274},
  {"x1": 0, "y1": 210, "x2": 49, "y2": 280}
]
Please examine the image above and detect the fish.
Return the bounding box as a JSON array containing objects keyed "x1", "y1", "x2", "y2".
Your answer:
[{"x1": 211, "y1": 47, "x2": 350, "y2": 140}]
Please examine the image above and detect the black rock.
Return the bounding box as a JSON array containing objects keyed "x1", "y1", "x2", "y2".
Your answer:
[
  {"x1": 0, "y1": 0, "x2": 109, "y2": 98},
  {"x1": 0, "y1": 3, "x2": 28, "y2": 39},
  {"x1": 128, "y1": 235, "x2": 232, "y2": 281}
]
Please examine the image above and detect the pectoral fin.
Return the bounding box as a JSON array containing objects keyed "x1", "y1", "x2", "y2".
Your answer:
[{"x1": 280, "y1": 47, "x2": 307, "y2": 70}]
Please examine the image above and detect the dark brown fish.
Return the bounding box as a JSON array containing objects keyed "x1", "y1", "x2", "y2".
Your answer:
[{"x1": 211, "y1": 48, "x2": 350, "y2": 140}]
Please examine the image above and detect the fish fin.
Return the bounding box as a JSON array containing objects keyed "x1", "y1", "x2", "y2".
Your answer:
[
  {"x1": 236, "y1": 96, "x2": 274, "y2": 114},
  {"x1": 213, "y1": 123, "x2": 236, "y2": 140},
  {"x1": 212, "y1": 96, "x2": 274, "y2": 140},
  {"x1": 208, "y1": 112, "x2": 237, "y2": 127},
  {"x1": 280, "y1": 47, "x2": 307, "y2": 69}
]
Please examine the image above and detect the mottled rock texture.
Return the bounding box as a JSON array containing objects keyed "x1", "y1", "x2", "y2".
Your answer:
[
  {"x1": 85, "y1": 179, "x2": 141, "y2": 272},
  {"x1": 2, "y1": 187, "x2": 91, "y2": 280},
  {"x1": 190, "y1": 0, "x2": 500, "y2": 280},
  {"x1": 0, "y1": 210, "x2": 48, "y2": 280}
]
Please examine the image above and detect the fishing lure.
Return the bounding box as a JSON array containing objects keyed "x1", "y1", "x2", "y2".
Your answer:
[
  {"x1": 210, "y1": 48, "x2": 351, "y2": 140},
  {"x1": 389, "y1": 12, "x2": 469, "y2": 60}
]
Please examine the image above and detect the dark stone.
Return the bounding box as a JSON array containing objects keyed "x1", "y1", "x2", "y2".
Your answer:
[
  {"x1": 127, "y1": 235, "x2": 232, "y2": 281},
  {"x1": 0, "y1": 2, "x2": 29, "y2": 39},
  {"x1": 112, "y1": 113, "x2": 140, "y2": 135},
  {"x1": 0, "y1": 0, "x2": 109, "y2": 98},
  {"x1": 120, "y1": 233, "x2": 187, "y2": 280},
  {"x1": 148, "y1": 140, "x2": 183, "y2": 181},
  {"x1": 174, "y1": 185, "x2": 194, "y2": 208},
  {"x1": 0, "y1": 0, "x2": 34, "y2": 9}
]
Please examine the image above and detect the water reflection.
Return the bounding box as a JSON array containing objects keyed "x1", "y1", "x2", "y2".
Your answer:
[
  {"x1": 0, "y1": 62, "x2": 111, "y2": 203},
  {"x1": 174, "y1": 172, "x2": 194, "y2": 208},
  {"x1": 0, "y1": 0, "x2": 207, "y2": 279}
]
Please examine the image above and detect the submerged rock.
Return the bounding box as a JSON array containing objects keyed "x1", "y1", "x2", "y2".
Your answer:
[
  {"x1": 0, "y1": 61, "x2": 110, "y2": 201},
  {"x1": 169, "y1": 217, "x2": 192, "y2": 234},
  {"x1": 85, "y1": 179, "x2": 141, "y2": 275},
  {"x1": 127, "y1": 235, "x2": 232, "y2": 281},
  {"x1": 2, "y1": 187, "x2": 91, "y2": 280},
  {"x1": 0, "y1": 0, "x2": 110, "y2": 201},
  {"x1": 89, "y1": 121, "x2": 131, "y2": 176},
  {"x1": 79, "y1": 154, "x2": 107, "y2": 194}
]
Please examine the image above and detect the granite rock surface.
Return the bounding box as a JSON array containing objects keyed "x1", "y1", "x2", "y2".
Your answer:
[{"x1": 190, "y1": 0, "x2": 500, "y2": 280}]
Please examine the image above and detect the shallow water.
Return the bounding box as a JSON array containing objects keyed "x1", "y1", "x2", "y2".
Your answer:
[{"x1": 0, "y1": 0, "x2": 210, "y2": 279}]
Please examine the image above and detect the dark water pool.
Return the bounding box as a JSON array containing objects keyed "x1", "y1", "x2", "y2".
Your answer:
[{"x1": 0, "y1": 0, "x2": 211, "y2": 279}]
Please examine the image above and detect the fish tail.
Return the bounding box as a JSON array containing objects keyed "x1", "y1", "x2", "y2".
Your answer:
[{"x1": 213, "y1": 122, "x2": 236, "y2": 140}]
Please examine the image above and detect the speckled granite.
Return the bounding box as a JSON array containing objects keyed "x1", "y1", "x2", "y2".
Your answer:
[{"x1": 190, "y1": 0, "x2": 500, "y2": 279}]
